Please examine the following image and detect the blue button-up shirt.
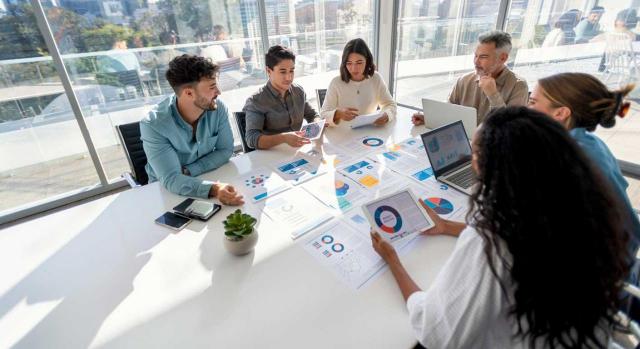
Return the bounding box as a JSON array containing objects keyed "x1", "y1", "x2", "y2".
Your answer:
[{"x1": 140, "y1": 95, "x2": 234, "y2": 198}]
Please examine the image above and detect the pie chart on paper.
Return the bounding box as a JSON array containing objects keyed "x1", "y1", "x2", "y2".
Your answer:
[
  {"x1": 423, "y1": 197, "x2": 454, "y2": 215},
  {"x1": 335, "y1": 180, "x2": 349, "y2": 197}
]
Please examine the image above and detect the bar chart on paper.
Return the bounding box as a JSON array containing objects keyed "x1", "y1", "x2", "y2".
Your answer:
[{"x1": 274, "y1": 155, "x2": 326, "y2": 185}]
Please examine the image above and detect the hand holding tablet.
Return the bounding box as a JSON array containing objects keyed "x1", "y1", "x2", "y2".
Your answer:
[
  {"x1": 362, "y1": 189, "x2": 435, "y2": 245},
  {"x1": 300, "y1": 119, "x2": 326, "y2": 140}
]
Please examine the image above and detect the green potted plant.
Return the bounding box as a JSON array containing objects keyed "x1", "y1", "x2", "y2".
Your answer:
[{"x1": 223, "y1": 209, "x2": 258, "y2": 255}]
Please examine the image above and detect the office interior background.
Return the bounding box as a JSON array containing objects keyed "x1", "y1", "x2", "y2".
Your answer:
[{"x1": 0, "y1": 0, "x2": 639, "y2": 225}]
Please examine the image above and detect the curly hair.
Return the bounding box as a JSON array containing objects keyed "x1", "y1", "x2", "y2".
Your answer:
[
  {"x1": 537, "y1": 73, "x2": 634, "y2": 131},
  {"x1": 165, "y1": 54, "x2": 219, "y2": 94},
  {"x1": 469, "y1": 106, "x2": 629, "y2": 348}
]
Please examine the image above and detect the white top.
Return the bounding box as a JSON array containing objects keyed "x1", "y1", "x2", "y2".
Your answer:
[
  {"x1": 542, "y1": 28, "x2": 565, "y2": 47},
  {"x1": 321, "y1": 71, "x2": 397, "y2": 125},
  {"x1": 407, "y1": 225, "x2": 532, "y2": 348}
]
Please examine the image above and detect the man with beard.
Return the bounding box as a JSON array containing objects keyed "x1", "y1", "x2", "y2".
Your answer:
[
  {"x1": 140, "y1": 54, "x2": 243, "y2": 204},
  {"x1": 412, "y1": 31, "x2": 528, "y2": 126}
]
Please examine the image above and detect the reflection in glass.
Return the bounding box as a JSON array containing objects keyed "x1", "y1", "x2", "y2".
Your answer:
[
  {"x1": 0, "y1": 2, "x2": 99, "y2": 214},
  {"x1": 394, "y1": 0, "x2": 501, "y2": 106}
]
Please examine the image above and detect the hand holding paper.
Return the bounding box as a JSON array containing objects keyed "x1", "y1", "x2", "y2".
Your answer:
[{"x1": 350, "y1": 111, "x2": 383, "y2": 128}]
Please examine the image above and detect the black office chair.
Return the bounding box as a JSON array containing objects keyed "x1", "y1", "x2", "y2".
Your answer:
[
  {"x1": 316, "y1": 88, "x2": 327, "y2": 110},
  {"x1": 116, "y1": 121, "x2": 149, "y2": 187},
  {"x1": 233, "y1": 111, "x2": 254, "y2": 154}
]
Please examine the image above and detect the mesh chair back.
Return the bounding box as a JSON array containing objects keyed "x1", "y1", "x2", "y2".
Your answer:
[
  {"x1": 116, "y1": 122, "x2": 149, "y2": 185},
  {"x1": 316, "y1": 88, "x2": 327, "y2": 110},
  {"x1": 233, "y1": 111, "x2": 254, "y2": 153}
]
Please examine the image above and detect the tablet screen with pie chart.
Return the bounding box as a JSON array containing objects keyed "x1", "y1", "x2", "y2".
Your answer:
[
  {"x1": 362, "y1": 189, "x2": 435, "y2": 244},
  {"x1": 299, "y1": 119, "x2": 325, "y2": 140}
]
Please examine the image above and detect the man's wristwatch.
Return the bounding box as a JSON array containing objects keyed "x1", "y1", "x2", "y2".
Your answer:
[{"x1": 181, "y1": 166, "x2": 190, "y2": 176}]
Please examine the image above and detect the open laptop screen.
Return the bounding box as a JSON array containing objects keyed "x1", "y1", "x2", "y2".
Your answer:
[{"x1": 420, "y1": 121, "x2": 472, "y2": 177}]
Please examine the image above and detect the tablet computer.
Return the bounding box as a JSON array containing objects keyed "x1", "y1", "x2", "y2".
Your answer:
[
  {"x1": 299, "y1": 119, "x2": 325, "y2": 140},
  {"x1": 362, "y1": 188, "x2": 435, "y2": 244}
]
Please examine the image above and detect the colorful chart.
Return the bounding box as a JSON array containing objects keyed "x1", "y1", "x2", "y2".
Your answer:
[
  {"x1": 319, "y1": 234, "x2": 344, "y2": 255},
  {"x1": 423, "y1": 197, "x2": 454, "y2": 215},
  {"x1": 278, "y1": 158, "x2": 309, "y2": 174},
  {"x1": 335, "y1": 180, "x2": 350, "y2": 197},
  {"x1": 374, "y1": 205, "x2": 403, "y2": 234},
  {"x1": 412, "y1": 168, "x2": 434, "y2": 181},
  {"x1": 382, "y1": 151, "x2": 401, "y2": 161},
  {"x1": 358, "y1": 175, "x2": 379, "y2": 188},
  {"x1": 362, "y1": 137, "x2": 384, "y2": 147},
  {"x1": 245, "y1": 175, "x2": 268, "y2": 188},
  {"x1": 332, "y1": 243, "x2": 345, "y2": 253},
  {"x1": 344, "y1": 160, "x2": 373, "y2": 173},
  {"x1": 302, "y1": 123, "x2": 321, "y2": 138}
]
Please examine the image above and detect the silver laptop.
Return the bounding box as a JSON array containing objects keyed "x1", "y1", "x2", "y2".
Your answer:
[
  {"x1": 420, "y1": 121, "x2": 476, "y2": 195},
  {"x1": 421, "y1": 98, "x2": 477, "y2": 138}
]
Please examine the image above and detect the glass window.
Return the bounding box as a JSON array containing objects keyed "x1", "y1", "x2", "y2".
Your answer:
[
  {"x1": 0, "y1": 0, "x2": 376, "y2": 220},
  {"x1": 265, "y1": 0, "x2": 376, "y2": 108},
  {"x1": 43, "y1": 0, "x2": 268, "y2": 181},
  {"x1": 626, "y1": 176, "x2": 640, "y2": 209},
  {"x1": 394, "y1": 0, "x2": 502, "y2": 107},
  {"x1": 505, "y1": 0, "x2": 640, "y2": 178},
  {"x1": 0, "y1": 2, "x2": 100, "y2": 215}
]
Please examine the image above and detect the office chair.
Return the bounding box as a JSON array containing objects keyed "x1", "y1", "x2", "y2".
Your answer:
[
  {"x1": 316, "y1": 88, "x2": 327, "y2": 110},
  {"x1": 233, "y1": 112, "x2": 254, "y2": 153},
  {"x1": 116, "y1": 121, "x2": 149, "y2": 187}
]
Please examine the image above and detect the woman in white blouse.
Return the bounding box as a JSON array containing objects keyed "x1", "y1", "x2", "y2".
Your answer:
[
  {"x1": 371, "y1": 106, "x2": 629, "y2": 348},
  {"x1": 321, "y1": 38, "x2": 396, "y2": 126}
]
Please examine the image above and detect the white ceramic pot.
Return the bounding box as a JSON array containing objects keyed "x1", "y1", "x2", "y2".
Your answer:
[{"x1": 223, "y1": 229, "x2": 258, "y2": 256}]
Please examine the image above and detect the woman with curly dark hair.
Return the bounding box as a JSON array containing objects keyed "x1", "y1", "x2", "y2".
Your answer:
[{"x1": 371, "y1": 107, "x2": 630, "y2": 348}]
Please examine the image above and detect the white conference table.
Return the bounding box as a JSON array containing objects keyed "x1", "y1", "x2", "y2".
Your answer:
[{"x1": 0, "y1": 111, "x2": 460, "y2": 348}]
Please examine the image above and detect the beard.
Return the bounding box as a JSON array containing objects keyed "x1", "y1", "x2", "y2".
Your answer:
[
  {"x1": 194, "y1": 95, "x2": 217, "y2": 111},
  {"x1": 475, "y1": 62, "x2": 501, "y2": 76}
]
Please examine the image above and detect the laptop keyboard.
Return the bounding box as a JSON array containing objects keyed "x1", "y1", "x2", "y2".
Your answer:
[{"x1": 447, "y1": 166, "x2": 475, "y2": 188}]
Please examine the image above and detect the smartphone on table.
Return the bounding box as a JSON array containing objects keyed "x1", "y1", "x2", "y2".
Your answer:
[{"x1": 155, "y1": 212, "x2": 191, "y2": 231}]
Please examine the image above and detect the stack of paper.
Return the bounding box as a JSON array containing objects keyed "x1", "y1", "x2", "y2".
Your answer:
[{"x1": 263, "y1": 188, "x2": 334, "y2": 239}]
